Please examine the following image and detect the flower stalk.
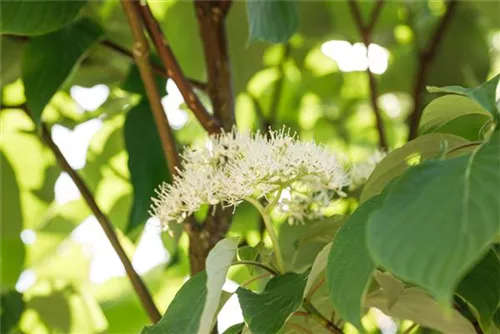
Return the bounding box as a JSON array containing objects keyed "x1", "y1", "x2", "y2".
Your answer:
[{"x1": 245, "y1": 196, "x2": 286, "y2": 274}]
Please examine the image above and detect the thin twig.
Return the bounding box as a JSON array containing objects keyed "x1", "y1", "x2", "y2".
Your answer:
[
  {"x1": 120, "y1": 0, "x2": 180, "y2": 176},
  {"x1": 232, "y1": 261, "x2": 279, "y2": 276},
  {"x1": 137, "y1": 2, "x2": 221, "y2": 134},
  {"x1": 241, "y1": 272, "x2": 272, "y2": 287},
  {"x1": 407, "y1": 0, "x2": 458, "y2": 140},
  {"x1": 302, "y1": 301, "x2": 345, "y2": 334},
  {"x1": 15, "y1": 104, "x2": 161, "y2": 323},
  {"x1": 402, "y1": 323, "x2": 418, "y2": 334},
  {"x1": 305, "y1": 277, "x2": 325, "y2": 302},
  {"x1": 348, "y1": 0, "x2": 388, "y2": 150}
]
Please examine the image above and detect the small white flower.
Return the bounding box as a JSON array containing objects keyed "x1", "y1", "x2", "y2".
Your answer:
[
  {"x1": 349, "y1": 150, "x2": 386, "y2": 190},
  {"x1": 149, "y1": 127, "x2": 349, "y2": 229}
]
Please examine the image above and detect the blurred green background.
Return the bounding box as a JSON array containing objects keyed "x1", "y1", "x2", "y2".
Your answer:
[{"x1": 1, "y1": 1, "x2": 499, "y2": 333}]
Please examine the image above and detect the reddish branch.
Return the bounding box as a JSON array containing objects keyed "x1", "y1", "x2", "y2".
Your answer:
[
  {"x1": 194, "y1": 0, "x2": 235, "y2": 131},
  {"x1": 348, "y1": 0, "x2": 388, "y2": 150},
  {"x1": 407, "y1": 0, "x2": 458, "y2": 140},
  {"x1": 137, "y1": 2, "x2": 222, "y2": 134},
  {"x1": 121, "y1": 0, "x2": 180, "y2": 177}
]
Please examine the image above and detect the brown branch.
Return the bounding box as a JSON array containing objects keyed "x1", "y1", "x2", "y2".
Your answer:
[
  {"x1": 194, "y1": 0, "x2": 235, "y2": 130},
  {"x1": 348, "y1": 0, "x2": 388, "y2": 150},
  {"x1": 407, "y1": 0, "x2": 458, "y2": 140},
  {"x1": 11, "y1": 103, "x2": 162, "y2": 323},
  {"x1": 302, "y1": 301, "x2": 345, "y2": 334},
  {"x1": 101, "y1": 39, "x2": 207, "y2": 91},
  {"x1": 120, "y1": 0, "x2": 180, "y2": 176},
  {"x1": 136, "y1": 2, "x2": 222, "y2": 134}
]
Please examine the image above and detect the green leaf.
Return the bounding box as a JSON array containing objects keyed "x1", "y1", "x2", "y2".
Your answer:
[
  {"x1": 0, "y1": 151, "x2": 25, "y2": 289},
  {"x1": 0, "y1": 1, "x2": 86, "y2": 36},
  {"x1": 22, "y1": 18, "x2": 103, "y2": 125},
  {"x1": 367, "y1": 130, "x2": 500, "y2": 304},
  {"x1": 1, "y1": 37, "x2": 24, "y2": 85},
  {"x1": 456, "y1": 250, "x2": 500, "y2": 332},
  {"x1": 199, "y1": 237, "x2": 240, "y2": 334},
  {"x1": 236, "y1": 272, "x2": 308, "y2": 334},
  {"x1": 373, "y1": 271, "x2": 405, "y2": 310},
  {"x1": 427, "y1": 74, "x2": 500, "y2": 118},
  {"x1": 142, "y1": 271, "x2": 207, "y2": 334},
  {"x1": 303, "y1": 242, "x2": 331, "y2": 298},
  {"x1": 361, "y1": 133, "x2": 469, "y2": 202},
  {"x1": 124, "y1": 100, "x2": 171, "y2": 235},
  {"x1": 1, "y1": 290, "x2": 25, "y2": 333},
  {"x1": 223, "y1": 323, "x2": 245, "y2": 334},
  {"x1": 142, "y1": 238, "x2": 238, "y2": 334},
  {"x1": 326, "y1": 195, "x2": 385, "y2": 330},
  {"x1": 247, "y1": 1, "x2": 298, "y2": 43},
  {"x1": 279, "y1": 217, "x2": 344, "y2": 272},
  {"x1": 419, "y1": 95, "x2": 491, "y2": 138},
  {"x1": 366, "y1": 287, "x2": 475, "y2": 333}
]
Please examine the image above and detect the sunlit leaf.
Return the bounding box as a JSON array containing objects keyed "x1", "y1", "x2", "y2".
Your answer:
[
  {"x1": 303, "y1": 242, "x2": 330, "y2": 299},
  {"x1": 236, "y1": 272, "x2": 308, "y2": 334},
  {"x1": 419, "y1": 95, "x2": 491, "y2": 139},
  {"x1": 223, "y1": 322, "x2": 245, "y2": 334},
  {"x1": 0, "y1": 151, "x2": 25, "y2": 289},
  {"x1": 361, "y1": 133, "x2": 469, "y2": 202},
  {"x1": 427, "y1": 74, "x2": 500, "y2": 118},
  {"x1": 366, "y1": 287, "x2": 475, "y2": 333},
  {"x1": 373, "y1": 271, "x2": 405, "y2": 310},
  {"x1": 199, "y1": 237, "x2": 239, "y2": 334},
  {"x1": 0, "y1": 1, "x2": 86, "y2": 36},
  {"x1": 22, "y1": 18, "x2": 103, "y2": 125},
  {"x1": 367, "y1": 131, "x2": 500, "y2": 304}
]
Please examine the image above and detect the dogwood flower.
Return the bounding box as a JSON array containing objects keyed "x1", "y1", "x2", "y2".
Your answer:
[{"x1": 150, "y1": 127, "x2": 349, "y2": 229}]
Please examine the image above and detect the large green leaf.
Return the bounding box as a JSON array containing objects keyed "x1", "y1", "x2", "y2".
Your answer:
[
  {"x1": 142, "y1": 238, "x2": 238, "y2": 334},
  {"x1": 366, "y1": 287, "x2": 475, "y2": 333},
  {"x1": 367, "y1": 130, "x2": 500, "y2": 304},
  {"x1": 236, "y1": 272, "x2": 307, "y2": 334},
  {"x1": 360, "y1": 133, "x2": 469, "y2": 202},
  {"x1": 123, "y1": 100, "x2": 171, "y2": 235},
  {"x1": 247, "y1": 1, "x2": 298, "y2": 43},
  {"x1": 22, "y1": 18, "x2": 103, "y2": 125},
  {"x1": 0, "y1": 151, "x2": 25, "y2": 289},
  {"x1": 199, "y1": 237, "x2": 239, "y2": 334},
  {"x1": 142, "y1": 271, "x2": 207, "y2": 334},
  {"x1": 456, "y1": 250, "x2": 500, "y2": 332},
  {"x1": 427, "y1": 74, "x2": 500, "y2": 119},
  {"x1": 326, "y1": 195, "x2": 385, "y2": 330},
  {"x1": 0, "y1": 1, "x2": 86, "y2": 36},
  {"x1": 419, "y1": 95, "x2": 491, "y2": 136}
]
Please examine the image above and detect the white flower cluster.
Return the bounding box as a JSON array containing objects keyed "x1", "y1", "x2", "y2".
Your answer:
[
  {"x1": 150, "y1": 128, "x2": 350, "y2": 228},
  {"x1": 349, "y1": 150, "x2": 386, "y2": 190}
]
